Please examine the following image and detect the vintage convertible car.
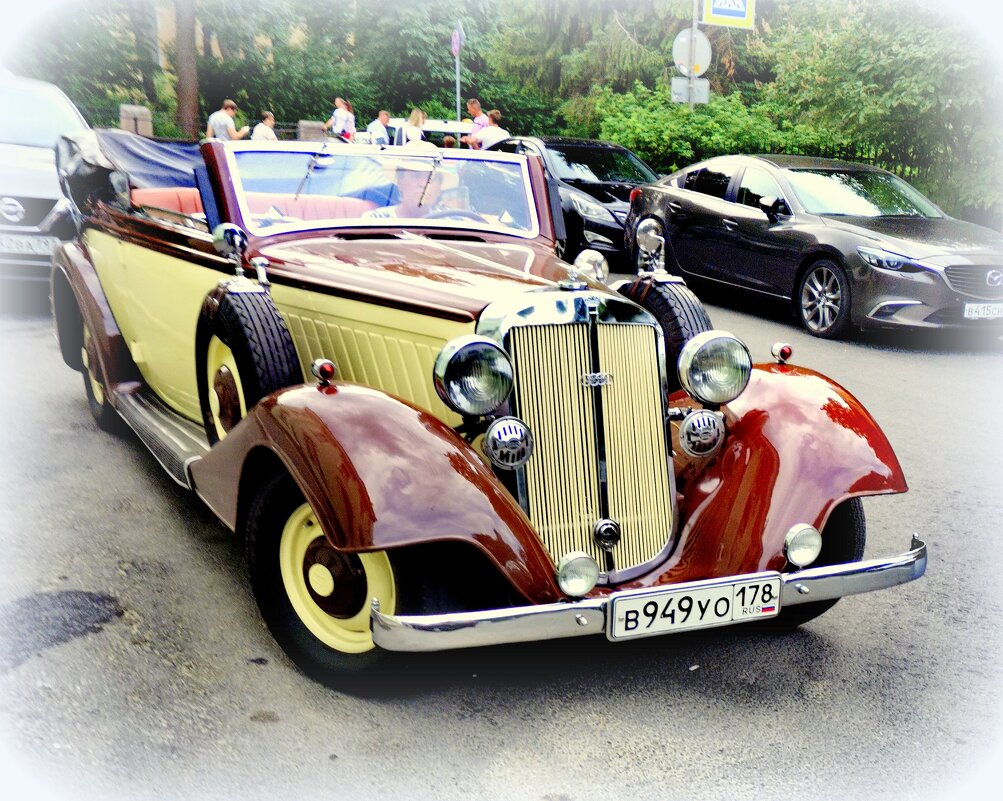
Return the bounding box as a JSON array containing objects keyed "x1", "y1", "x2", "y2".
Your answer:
[{"x1": 51, "y1": 130, "x2": 926, "y2": 682}]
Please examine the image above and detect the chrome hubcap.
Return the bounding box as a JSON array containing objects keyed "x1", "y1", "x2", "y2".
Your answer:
[{"x1": 801, "y1": 266, "x2": 842, "y2": 332}]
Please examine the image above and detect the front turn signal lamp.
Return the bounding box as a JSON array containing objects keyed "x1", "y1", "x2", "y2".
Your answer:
[{"x1": 556, "y1": 551, "x2": 600, "y2": 597}]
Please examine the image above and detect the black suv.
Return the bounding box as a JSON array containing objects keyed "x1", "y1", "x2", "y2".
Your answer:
[
  {"x1": 1, "y1": 73, "x2": 88, "y2": 282},
  {"x1": 488, "y1": 136, "x2": 658, "y2": 267}
]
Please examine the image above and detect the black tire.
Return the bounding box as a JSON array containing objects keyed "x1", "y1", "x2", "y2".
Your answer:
[
  {"x1": 81, "y1": 318, "x2": 122, "y2": 433},
  {"x1": 797, "y1": 258, "x2": 852, "y2": 339},
  {"x1": 196, "y1": 289, "x2": 301, "y2": 445},
  {"x1": 246, "y1": 471, "x2": 396, "y2": 684},
  {"x1": 618, "y1": 279, "x2": 713, "y2": 393},
  {"x1": 773, "y1": 498, "x2": 867, "y2": 628}
]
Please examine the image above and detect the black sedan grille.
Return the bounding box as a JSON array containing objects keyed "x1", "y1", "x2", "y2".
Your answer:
[
  {"x1": 0, "y1": 197, "x2": 57, "y2": 228},
  {"x1": 943, "y1": 265, "x2": 1003, "y2": 299}
]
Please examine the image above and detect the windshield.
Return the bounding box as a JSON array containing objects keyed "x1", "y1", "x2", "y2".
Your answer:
[
  {"x1": 232, "y1": 148, "x2": 538, "y2": 237},
  {"x1": 0, "y1": 83, "x2": 87, "y2": 148},
  {"x1": 548, "y1": 144, "x2": 657, "y2": 184},
  {"x1": 785, "y1": 169, "x2": 942, "y2": 218}
]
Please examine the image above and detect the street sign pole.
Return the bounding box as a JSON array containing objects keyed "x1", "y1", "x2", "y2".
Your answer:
[
  {"x1": 689, "y1": 0, "x2": 699, "y2": 109},
  {"x1": 452, "y1": 21, "x2": 465, "y2": 122}
]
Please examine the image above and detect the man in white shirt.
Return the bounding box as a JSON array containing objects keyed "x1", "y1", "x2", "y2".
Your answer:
[
  {"x1": 463, "y1": 109, "x2": 509, "y2": 149},
  {"x1": 366, "y1": 110, "x2": 391, "y2": 146},
  {"x1": 251, "y1": 111, "x2": 278, "y2": 141}
]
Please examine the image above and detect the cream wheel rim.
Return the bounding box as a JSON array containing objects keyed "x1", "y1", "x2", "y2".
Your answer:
[
  {"x1": 206, "y1": 334, "x2": 246, "y2": 439},
  {"x1": 278, "y1": 502, "x2": 395, "y2": 654},
  {"x1": 81, "y1": 325, "x2": 105, "y2": 405}
]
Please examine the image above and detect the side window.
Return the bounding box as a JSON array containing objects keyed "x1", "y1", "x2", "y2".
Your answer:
[
  {"x1": 682, "y1": 169, "x2": 702, "y2": 190},
  {"x1": 737, "y1": 167, "x2": 784, "y2": 210},
  {"x1": 690, "y1": 163, "x2": 738, "y2": 199},
  {"x1": 491, "y1": 139, "x2": 520, "y2": 154}
]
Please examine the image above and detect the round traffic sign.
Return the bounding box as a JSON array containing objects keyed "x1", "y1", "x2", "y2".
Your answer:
[{"x1": 672, "y1": 28, "x2": 712, "y2": 78}]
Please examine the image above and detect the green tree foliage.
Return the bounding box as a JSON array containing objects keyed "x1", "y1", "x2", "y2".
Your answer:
[
  {"x1": 8, "y1": 0, "x2": 1000, "y2": 223},
  {"x1": 8, "y1": 0, "x2": 148, "y2": 125}
]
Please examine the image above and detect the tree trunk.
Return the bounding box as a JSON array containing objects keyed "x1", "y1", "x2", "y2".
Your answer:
[
  {"x1": 174, "y1": 0, "x2": 200, "y2": 139},
  {"x1": 127, "y1": 0, "x2": 160, "y2": 104}
]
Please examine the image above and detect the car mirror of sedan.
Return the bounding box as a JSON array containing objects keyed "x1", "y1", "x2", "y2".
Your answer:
[{"x1": 759, "y1": 195, "x2": 790, "y2": 221}]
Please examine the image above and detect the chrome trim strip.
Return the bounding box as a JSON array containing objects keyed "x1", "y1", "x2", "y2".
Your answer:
[
  {"x1": 370, "y1": 536, "x2": 927, "y2": 652},
  {"x1": 866, "y1": 299, "x2": 923, "y2": 318}
]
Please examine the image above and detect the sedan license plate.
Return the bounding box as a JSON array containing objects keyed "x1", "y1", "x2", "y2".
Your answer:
[
  {"x1": 0, "y1": 233, "x2": 60, "y2": 256},
  {"x1": 963, "y1": 302, "x2": 1003, "y2": 321},
  {"x1": 608, "y1": 573, "x2": 781, "y2": 640}
]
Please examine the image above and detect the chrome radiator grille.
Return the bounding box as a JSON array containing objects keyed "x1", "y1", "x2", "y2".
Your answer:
[
  {"x1": 944, "y1": 264, "x2": 1003, "y2": 299},
  {"x1": 508, "y1": 322, "x2": 674, "y2": 575}
]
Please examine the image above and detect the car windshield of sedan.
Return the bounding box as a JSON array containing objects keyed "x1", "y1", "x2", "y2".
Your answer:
[
  {"x1": 547, "y1": 144, "x2": 657, "y2": 184},
  {"x1": 785, "y1": 169, "x2": 943, "y2": 218},
  {"x1": 230, "y1": 147, "x2": 538, "y2": 238},
  {"x1": 0, "y1": 82, "x2": 87, "y2": 148}
]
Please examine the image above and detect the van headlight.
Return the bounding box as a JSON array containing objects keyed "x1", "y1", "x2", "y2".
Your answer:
[
  {"x1": 678, "y1": 331, "x2": 752, "y2": 406},
  {"x1": 433, "y1": 335, "x2": 514, "y2": 416}
]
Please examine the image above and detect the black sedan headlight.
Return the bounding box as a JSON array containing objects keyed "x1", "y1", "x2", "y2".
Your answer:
[
  {"x1": 678, "y1": 331, "x2": 752, "y2": 406},
  {"x1": 433, "y1": 336, "x2": 513, "y2": 416},
  {"x1": 565, "y1": 189, "x2": 616, "y2": 224},
  {"x1": 857, "y1": 247, "x2": 924, "y2": 273}
]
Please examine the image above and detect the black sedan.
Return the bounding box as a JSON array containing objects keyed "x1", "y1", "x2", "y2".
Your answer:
[
  {"x1": 625, "y1": 154, "x2": 1003, "y2": 338},
  {"x1": 489, "y1": 136, "x2": 658, "y2": 267}
]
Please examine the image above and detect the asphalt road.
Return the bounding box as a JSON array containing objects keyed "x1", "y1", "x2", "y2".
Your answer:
[{"x1": 1, "y1": 280, "x2": 1001, "y2": 801}]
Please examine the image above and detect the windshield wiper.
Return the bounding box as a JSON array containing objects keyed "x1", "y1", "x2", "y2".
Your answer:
[
  {"x1": 417, "y1": 156, "x2": 442, "y2": 208},
  {"x1": 294, "y1": 140, "x2": 329, "y2": 201}
]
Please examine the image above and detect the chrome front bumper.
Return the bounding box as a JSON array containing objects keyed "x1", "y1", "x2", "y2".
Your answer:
[{"x1": 371, "y1": 535, "x2": 926, "y2": 652}]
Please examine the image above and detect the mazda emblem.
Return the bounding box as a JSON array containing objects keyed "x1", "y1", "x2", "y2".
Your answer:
[
  {"x1": 986, "y1": 269, "x2": 1003, "y2": 288},
  {"x1": 1, "y1": 197, "x2": 25, "y2": 223}
]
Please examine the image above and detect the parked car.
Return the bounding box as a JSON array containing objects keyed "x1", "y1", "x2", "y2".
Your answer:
[
  {"x1": 489, "y1": 136, "x2": 659, "y2": 267},
  {"x1": 0, "y1": 72, "x2": 87, "y2": 281},
  {"x1": 52, "y1": 131, "x2": 925, "y2": 683},
  {"x1": 626, "y1": 154, "x2": 1003, "y2": 338},
  {"x1": 352, "y1": 117, "x2": 474, "y2": 146}
]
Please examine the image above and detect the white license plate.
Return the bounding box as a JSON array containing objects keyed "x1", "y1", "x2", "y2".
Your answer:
[
  {"x1": 0, "y1": 233, "x2": 60, "y2": 256},
  {"x1": 963, "y1": 302, "x2": 1003, "y2": 320},
  {"x1": 608, "y1": 573, "x2": 781, "y2": 640}
]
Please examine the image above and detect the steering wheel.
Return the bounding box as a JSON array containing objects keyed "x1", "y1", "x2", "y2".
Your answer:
[{"x1": 423, "y1": 208, "x2": 488, "y2": 223}]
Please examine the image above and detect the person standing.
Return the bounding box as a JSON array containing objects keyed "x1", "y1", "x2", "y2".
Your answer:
[
  {"x1": 323, "y1": 97, "x2": 356, "y2": 141},
  {"x1": 205, "y1": 99, "x2": 249, "y2": 140},
  {"x1": 462, "y1": 109, "x2": 509, "y2": 149},
  {"x1": 466, "y1": 98, "x2": 489, "y2": 133},
  {"x1": 396, "y1": 108, "x2": 427, "y2": 145},
  {"x1": 366, "y1": 110, "x2": 391, "y2": 145},
  {"x1": 251, "y1": 110, "x2": 278, "y2": 141}
]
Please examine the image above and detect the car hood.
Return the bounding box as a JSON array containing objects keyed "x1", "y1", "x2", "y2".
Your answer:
[
  {"x1": 0, "y1": 142, "x2": 61, "y2": 197},
  {"x1": 822, "y1": 215, "x2": 1003, "y2": 260},
  {"x1": 257, "y1": 236, "x2": 603, "y2": 321},
  {"x1": 563, "y1": 178, "x2": 634, "y2": 208}
]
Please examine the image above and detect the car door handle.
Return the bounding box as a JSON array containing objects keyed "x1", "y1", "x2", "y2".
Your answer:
[
  {"x1": 668, "y1": 201, "x2": 683, "y2": 213},
  {"x1": 722, "y1": 218, "x2": 738, "y2": 230}
]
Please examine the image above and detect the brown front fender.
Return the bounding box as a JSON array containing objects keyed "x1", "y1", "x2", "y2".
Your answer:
[
  {"x1": 189, "y1": 382, "x2": 562, "y2": 604},
  {"x1": 50, "y1": 240, "x2": 140, "y2": 391},
  {"x1": 647, "y1": 363, "x2": 908, "y2": 587}
]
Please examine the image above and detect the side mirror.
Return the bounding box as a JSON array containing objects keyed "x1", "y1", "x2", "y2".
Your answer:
[
  {"x1": 212, "y1": 223, "x2": 248, "y2": 261},
  {"x1": 759, "y1": 195, "x2": 789, "y2": 221}
]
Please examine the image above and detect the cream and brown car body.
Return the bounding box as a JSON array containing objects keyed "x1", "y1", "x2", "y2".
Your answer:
[{"x1": 51, "y1": 131, "x2": 925, "y2": 681}]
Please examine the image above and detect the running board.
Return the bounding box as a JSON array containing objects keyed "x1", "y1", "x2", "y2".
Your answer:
[{"x1": 113, "y1": 386, "x2": 208, "y2": 488}]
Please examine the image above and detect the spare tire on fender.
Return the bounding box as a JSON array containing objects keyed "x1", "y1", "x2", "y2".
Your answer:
[
  {"x1": 195, "y1": 284, "x2": 302, "y2": 445},
  {"x1": 618, "y1": 278, "x2": 712, "y2": 393}
]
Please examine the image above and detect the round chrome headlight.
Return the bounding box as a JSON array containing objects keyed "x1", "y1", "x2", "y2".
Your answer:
[
  {"x1": 556, "y1": 551, "x2": 600, "y2": 597},
  {"x1": 433, "y1": 335, "x2": 513, "y2": 416},
  {"x1": 678, "y1": 330, "x2": 752, "y2": 406},
  {"x1": 785, "y1": 524, "x2": 823, "y2": 568}
]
